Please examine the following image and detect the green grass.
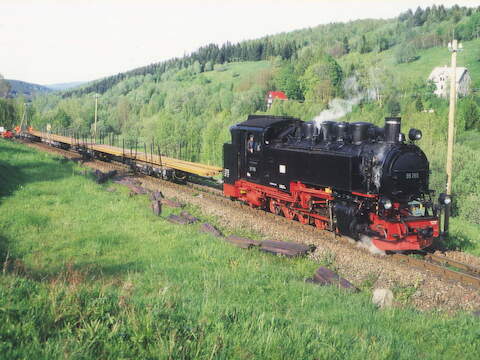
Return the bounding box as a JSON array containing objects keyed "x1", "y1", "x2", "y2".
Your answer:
[
  {"x1": 457, "y1": 131, "x2": 480, "y2": 151},
  {"x1": 393, "y1": 38, "x2": 480, "y2": 85},
  {"x1": 0, "y1": 139, "x2": 479, "y2": 359},
  {"x1": 340, "y1": 38, "x2": 480, "y2": 85},
  {"x1": 202, "y1": 61, "x2": 272, "y2": 85}
]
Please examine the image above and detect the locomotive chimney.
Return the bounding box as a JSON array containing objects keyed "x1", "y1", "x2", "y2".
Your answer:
[
  {"x1": 302, "y1": 122, "x2": 314, "y2": 140},
  {"x1": 384, "y1": 117, "x2": 401, "y2": 143},
  {"x1": 351, "y1": 122, "x2": 370, "y2": 144},
  {"x1": 312, "y1": 126, "x2": 320, "y2": 143},
  {"x1": 335, "y1": 122, "x2": 349, "y2": 142},
  {"x1": 320, "y1": 121, "x2": 335, "y2": 142}
]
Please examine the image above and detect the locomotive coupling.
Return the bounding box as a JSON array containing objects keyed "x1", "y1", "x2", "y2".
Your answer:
[{"x1": 418, "y1": 227, "x2": 434, "y2": 239}]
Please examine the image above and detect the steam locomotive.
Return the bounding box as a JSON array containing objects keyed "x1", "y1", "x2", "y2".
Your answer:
[{"x1": 223, "y1": 115, "x2": 444, "y2": 252}]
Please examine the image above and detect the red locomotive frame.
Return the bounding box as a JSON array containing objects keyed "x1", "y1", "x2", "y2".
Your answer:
[{"x1": 224, "y1": 179, "x2": 439, "y2": 252}]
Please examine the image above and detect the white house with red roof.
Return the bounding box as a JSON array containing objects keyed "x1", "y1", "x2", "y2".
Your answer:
[{"x1": 266, "y1": 91, "x2": 288, "y2": 108}]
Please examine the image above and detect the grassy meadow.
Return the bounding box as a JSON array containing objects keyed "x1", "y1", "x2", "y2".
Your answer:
[
  {"x1": 0, "y1": 139, "x2": 479, "y2": 359},
  {"x1": 378, "y1": 38, "x2": 480, "y2": 84}
]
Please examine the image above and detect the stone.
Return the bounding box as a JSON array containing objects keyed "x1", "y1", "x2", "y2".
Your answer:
[
  {"x1": 92, "y1": 169, "x2": 117, "y2": 184},
  {"x1": 200, "y1": 223, "x2": 223, "y2": 237},
  {"x1": 151, "y1": 200, "x2": 162, "y2": 216},
  {"x1": 372, "y1": 288, "x2": 394, "y2": 309},
  {"x1": 309, "y1": 267, "x2": 358, "y2": 291},
  {"x1": 225, "y1": 235, "x2": 260, "y2": 249},
  {"x1": 260, "y1": 240, "x2": 314, "y2": 257},
  {"x1": 150, "y1": 190, "x2": 164, "y2": 201},
  {"x1": 180, "y1": 211, "x2": 199, "y2": 224},
  {"x1": 166, "y1": 214, "x2": 189, "y2": 225}
]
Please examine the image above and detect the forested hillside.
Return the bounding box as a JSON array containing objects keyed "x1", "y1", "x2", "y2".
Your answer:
[
  {"x1": 6, "y1": 79, "x2": 52, "y2": 99},
  {"x1": 46, "y1": 81, "x2": 86, "y2": 91},
  {"x1": 28, "y1": 4, "x2": 480, "y2": 155},
  {"x1": 3, "y1": 4, "x2": 480, "y2": 247}
]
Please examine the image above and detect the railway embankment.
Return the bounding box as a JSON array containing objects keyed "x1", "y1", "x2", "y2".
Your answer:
[
  {"x1": 17, "y1": 138, "x2": 480, "y2": 311},
  {"x1": 1, "y1": 138, "x2": 479, "y2": 358}
]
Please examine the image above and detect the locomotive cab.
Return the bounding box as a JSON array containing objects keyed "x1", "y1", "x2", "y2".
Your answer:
[{"x1": 223, "y1": 115, "x2": 299, "y2": 187}]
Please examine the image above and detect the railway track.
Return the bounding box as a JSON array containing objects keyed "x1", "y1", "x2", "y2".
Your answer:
[
  {"x1": 392, "y1": 253, "x2": 480, "y2": 289},
  {"x1": 18, "y1": 138, "x2": 480, "y2": 292},
  {"x1": 161, "y1": 178, "x2": 480, "y2": 290}
]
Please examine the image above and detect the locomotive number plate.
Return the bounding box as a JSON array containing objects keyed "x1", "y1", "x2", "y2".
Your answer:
[{"x1": 405, "y1": 172, "x2": 419, "y2": 179}]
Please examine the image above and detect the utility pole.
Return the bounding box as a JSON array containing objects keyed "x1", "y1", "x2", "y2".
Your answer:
[
  {"x1": 94, "y1": 93, "x2": 99, "y2": 142},
  {"x1": 446, "y1": 40, "x2": 462, "y2": 195},
  {"x1": 444, "y1": 39, "x2": 463, "y2": 233},
  {"x1": 20, "y1": 102, "x2": 29, "y2": 131}
]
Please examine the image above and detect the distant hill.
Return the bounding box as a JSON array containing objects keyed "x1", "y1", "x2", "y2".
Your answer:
[
  {"x1": 7, "y1": 79, "x2": 52, "y2": 99},
  {"x1": 5, "y1": 79, "x2": 85, "y2": 98},
  {"x1": 46, "y1": 81, "x2": 86, "y2": 91}
]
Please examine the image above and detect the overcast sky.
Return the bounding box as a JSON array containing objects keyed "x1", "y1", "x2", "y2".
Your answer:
[{"x1": 1, "y1": 0, "x2": 479, "y2": 85}]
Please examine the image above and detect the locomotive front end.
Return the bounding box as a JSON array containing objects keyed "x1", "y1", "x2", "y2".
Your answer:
[
  {"x1": 367, "y1": 118, "x2": 440, "y2": 251},
  {"x1": 369, "y1": 206, "x2": 440, "y2": 251}
]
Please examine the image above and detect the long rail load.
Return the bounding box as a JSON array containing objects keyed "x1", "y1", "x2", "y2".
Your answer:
[{"x1": 26, "y1": 130, "x2": 222, "y2": 178}]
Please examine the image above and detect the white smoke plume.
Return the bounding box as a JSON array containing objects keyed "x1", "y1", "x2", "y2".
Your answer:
[
  {"x1": 313, "y1": 75, "x2": 364, "y2": 127},
  {"x1": 344, "y1": 234, "x2": 386, "y2": 256},
  {"x1": 357, "y1": 235, "x2": 386, "y2": 256},
  {"x1": 314, "y1": 97, "x2": 362, "y2": 124}
]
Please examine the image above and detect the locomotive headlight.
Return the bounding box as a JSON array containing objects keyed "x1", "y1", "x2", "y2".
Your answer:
[
  {"x1": 380, "y1": 198, "x2": 393, "y2": 210},
  {"x1": 438, "y1": 193, "x2": 452, "y2": 205},
  {"x1": 408, "y1": 128, "x2": 422, "y2": 141}
]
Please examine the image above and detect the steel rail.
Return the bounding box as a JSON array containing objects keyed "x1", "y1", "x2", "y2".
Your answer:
[
  {"x1": 392, "y1": 254, "x2": 480, "y2": 289},
  {"x1": 424, "y1": 253, "x2": 480, "y2": 276}
]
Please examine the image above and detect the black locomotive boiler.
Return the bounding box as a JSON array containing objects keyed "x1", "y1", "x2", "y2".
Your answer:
[{"x1": 223, "y1": 115, "x2": 440, "y2": 251}]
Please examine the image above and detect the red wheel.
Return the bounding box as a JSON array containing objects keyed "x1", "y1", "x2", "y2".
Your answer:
[
  {"x1": 282, "y1": 206, "x2": 295, "y2": 220},
  {"x1": 269, "y1": 199, "x2": 281, "y2": 215},
  {"x1": 298, "y1": 214, "x2": 309, "y2": 225},
  {"x1": 314, "y1": 218, "x2": 327, "y2": 230}
]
